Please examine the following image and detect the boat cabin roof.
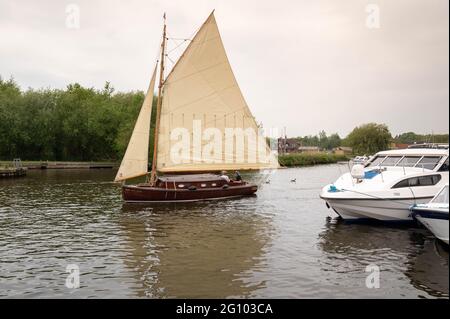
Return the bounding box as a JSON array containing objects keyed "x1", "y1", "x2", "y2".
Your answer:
[
  {"x1": 158, "y1": 174, "x2": 223, "y2": 183},
  {"x1": 375, "y1": 148, "x2": 449, "y2": 157}
]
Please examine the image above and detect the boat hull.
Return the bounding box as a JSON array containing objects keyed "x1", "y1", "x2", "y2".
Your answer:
[
  {"x1": 122, "y1": 184, "x2": 258, "y2": 202},
  {"x1": 321, "y1": 197, "x2": 433, "y2": 221},
  {"x1": 412, "y1": 208, "x2": 449, "y2": 245}
]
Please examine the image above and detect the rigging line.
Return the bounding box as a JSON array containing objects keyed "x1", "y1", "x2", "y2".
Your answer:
[
  {"x1": 167, "y1": 37, "x2": 193, "y2": 41},
  {"x1": 167, "y1": 40, "x2": 190, "y2": 55},
  {"x1": 166, "y1": 54, "x2": 177, "y2": 66},
  {"x1": 165, "y1": 18, "x2": 202, "y2": 47},
  {"x1": 166, "y1": 31, "x2": 188, "y2": 50}
]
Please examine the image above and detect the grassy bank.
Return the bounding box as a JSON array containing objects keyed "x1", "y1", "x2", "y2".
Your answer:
[
  {"x1": 0, "y1": 160, "x2": 118, "y2": 169},
  {"x1": 278, "y1": 153, "x2": 349, "y2": 167},
  {"x1": 3, "y1": 155, "x2": 350, "y2": 170}
]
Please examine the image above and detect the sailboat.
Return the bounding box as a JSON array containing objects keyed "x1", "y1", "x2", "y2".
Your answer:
[{"x1": 114, "y1": 11, "x2": 277, "y2": 202}]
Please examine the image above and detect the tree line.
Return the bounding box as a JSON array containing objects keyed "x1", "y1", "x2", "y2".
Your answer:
[
  {"x1": 1, "y1": 77, "x2": 448, "y2": 161},
  {"x1": 292, "y1": 124, "x2": 448, "y2": 155},
  {"x1": 0, "y1": 77, "x2": 157, "y2": 161}
]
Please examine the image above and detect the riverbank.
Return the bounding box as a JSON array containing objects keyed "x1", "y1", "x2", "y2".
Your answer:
[
  {"x1": 278, "y1": 153, "x2": 349, "y2": 167},
  {"x1": 0, "y1": 167, "x2": 27, "y2": 178},
  {"x1": 0, "y1": 161, "x2": 118, "y2": 169},
  {"x1": 1, "y1": 155, "x2": 350, "y2": 170}
]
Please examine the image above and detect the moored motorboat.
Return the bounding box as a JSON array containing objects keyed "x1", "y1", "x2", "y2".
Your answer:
[
  {"x1": 411, "y1": 184, "x2": 449, "y2": 244},
  {"x1": 320, "y1": 146, "x2": 449, "y2": 221}
]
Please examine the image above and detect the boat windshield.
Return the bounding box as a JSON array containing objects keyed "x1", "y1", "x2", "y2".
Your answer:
[
  {"x1": 368, "y1": 155, "x2": 402, "y2": 167},
  {"x1": 431, "y1": 185, "x2": 449, "y2": 204},
  {"x1": 396, "y1": 156, "x2": 421, "y2": 167},
  {"x1": 416, "y1": 156, "x2": 442, "y2": 170},
  {"x1": 368, "y1": 155, "x2": 443, "y2": 169},
  {"x1": 367, "y1": 156, "x2": 386, "y2": 167}
]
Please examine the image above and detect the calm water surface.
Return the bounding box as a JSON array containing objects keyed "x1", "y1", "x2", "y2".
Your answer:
[{"x1": 0, "y1": 165, "x2": 448, "y2": 298}]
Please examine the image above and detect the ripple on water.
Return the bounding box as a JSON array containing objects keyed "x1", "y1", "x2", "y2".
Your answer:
[{"x1": 0, "y1": 167, "x2": 448, "y2": 298}]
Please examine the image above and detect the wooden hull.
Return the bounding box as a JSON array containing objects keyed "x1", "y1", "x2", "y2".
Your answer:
[{"x1": 122, "y1": 183, "x2": 258, "y2": 202}]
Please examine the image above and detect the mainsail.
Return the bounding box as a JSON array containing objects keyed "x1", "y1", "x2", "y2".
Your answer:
[
  {"x1": 156, "y1": 12, "x2": 277, "y2": 172},
  {"x1": 114, "y1": 65, "x2": 157, "y2": 182}
]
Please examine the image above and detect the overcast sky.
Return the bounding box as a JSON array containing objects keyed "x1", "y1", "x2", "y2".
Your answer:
[{"x1": 0, "y1": 0, "x2": 448, "y2": 137}]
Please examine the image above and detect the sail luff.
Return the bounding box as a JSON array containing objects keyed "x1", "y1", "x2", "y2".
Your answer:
[{"x1": 114, "y1": 64, "x2": 157, "y2": 182}]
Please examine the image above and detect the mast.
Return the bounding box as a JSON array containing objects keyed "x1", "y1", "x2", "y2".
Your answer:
[{"x1": 150, "y1": 13, "x2": 167, "y2": 185}]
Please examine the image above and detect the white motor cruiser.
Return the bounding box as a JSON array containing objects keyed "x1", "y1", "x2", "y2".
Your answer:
[
  {"x1": 411, "y1": 184, "x2": 449, "y2": 245},
  {"x1": 320, "y1": 145, "x2": 449, "y2": 221}
]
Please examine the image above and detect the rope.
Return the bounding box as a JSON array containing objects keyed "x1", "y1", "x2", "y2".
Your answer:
[
  {"x1": 166, "y1": 38, "x2": 191, "y2": 55},
  {"x1": 165, "y1": 54, "x2": 177, "y2": 66},
  {"x1": 338, "y1": 187, "x2": 418, "y2": 207}
]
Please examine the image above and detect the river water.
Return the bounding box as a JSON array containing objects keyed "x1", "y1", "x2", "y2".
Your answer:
[{"x1": 0, "y1": 165, "x2": 448, "y2": 298}]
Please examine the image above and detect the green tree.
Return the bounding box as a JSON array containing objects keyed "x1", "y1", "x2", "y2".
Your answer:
[
  {"x1": 327, "y1": 133, "x2": 341, "y2": 150},
  {"x1": 394, "y1": 132, "x2": 449, "y2": 145},
  {"x1": 395, "y1": 132, "x2": 417, "y2": 144},
  {"x1": 0, "y1": 77, "x2": 149, "y2": 161},
  {"x1": 345, "y1": 123, "x2": 392, "y2": 155},
  {"x1": 318, "y1": 130, "x2": 328, "y2": 150}
]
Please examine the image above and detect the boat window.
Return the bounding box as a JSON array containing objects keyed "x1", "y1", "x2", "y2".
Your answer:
[
  {"x1": 201, "y1": 183, "x2": 207, "y2": 188},
  {"x1": 367, "y1": 156, "x2": 386, "y2": 167},
  {"x1": 178, "y1": 184, "x2": 185, "y2": 188},
  {"x1": 415, "y1": 156, "x2": 442, "y2": 170},
  {"x1": 380, "y1": 156, "x2": 402, "y2": 166},
  {"x1": 438, "y1": 157, "x2": 449, "y2": 172},
  {"x1": 431, "y1": 185, "x2": 449, "y2": 204},
  {"x1": 211, "y1": 183, "x2": 217, "y2": 187},
  {"x1": 396, "y1": 156, "x2": 421, "y2": 167},
  {"x1": 392, "y1": 175, "x2": 442, "y2": 188}
]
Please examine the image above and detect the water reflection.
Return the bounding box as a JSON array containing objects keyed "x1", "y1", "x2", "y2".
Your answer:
[
  {"x1": 405, "y1": 239, "x2": 449, "y2": 298},
  {"x1": 119, "y1": 201, "x2": 271, "y2": 298},
  {"x1": 318, "y1": 218, "x2": 449, "y2": 298},
  {"x1": 1, "y1": 167, "x2": 447, "y2": 298}
]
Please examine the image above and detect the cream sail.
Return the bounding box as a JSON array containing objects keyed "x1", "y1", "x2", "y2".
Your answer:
[
  {"x1": 114, "y1": 65, "x2": 157, "y2": 182},
  {"x1": 156, "y1": 12, "x2": 277, "y2": 172}
]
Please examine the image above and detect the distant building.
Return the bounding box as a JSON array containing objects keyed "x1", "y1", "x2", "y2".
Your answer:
[
  {"x1": 278, "y1": 138, "x2": 322, "y2": 154},
  {"x1": 298, "y1": 146, "x2": 320, "y2": 153},
  {"x1": 390, "y1": 143, "x2": 410, "y2": 150},
  {"x1": 278, "y1": 138, "x2": 301, "y2": 154},
  {"x1": 333, "y1": 146, "x2": 353, "y2": 155}
]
